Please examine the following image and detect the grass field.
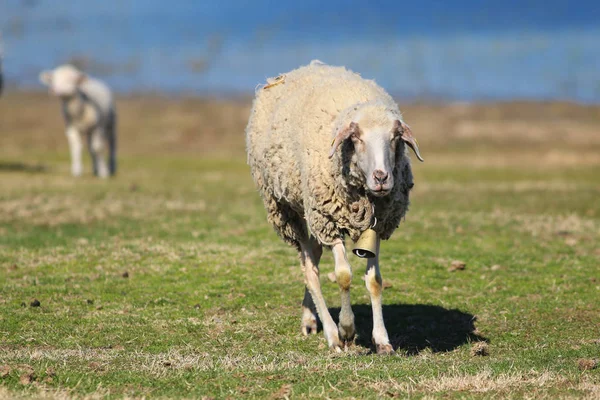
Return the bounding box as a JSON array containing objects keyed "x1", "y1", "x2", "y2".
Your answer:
[{"x1": 1, "y1": 93, "x2": 599, "y2": 398}]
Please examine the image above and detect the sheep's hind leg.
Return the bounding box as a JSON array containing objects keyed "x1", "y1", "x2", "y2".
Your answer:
[
  {"x1": 107, "y1": 112, "x2": 117, "y2": 176},
  {"x1": 89, "y1": 128, "x2": 109, "y2": 178},
  {"x1": 301, "y1": 286, "x2": 318, "y2": 335},
  {"x1": 331, "y1": 239, "x2": 355, "y2": 345},
  {"x1": 301, "y1": 237, "x2": 342, "y2": 352},
  {"x1": 86, "y1": 132, "x2": 97, "y2": 176},
  {"x1": 365, "y1": 237, "x2": 394, "y2": 355},
  {"x1": 260, "y1": 193, "x2": 319, "y2": 338}
]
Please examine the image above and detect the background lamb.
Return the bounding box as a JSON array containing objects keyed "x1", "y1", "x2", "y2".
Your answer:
[
  {"x1": 246, "y1": 61, "x2": 423, "y2": 353},
  {"x1": 39, "y1": 65, "x2": 117, "y2": 178}
]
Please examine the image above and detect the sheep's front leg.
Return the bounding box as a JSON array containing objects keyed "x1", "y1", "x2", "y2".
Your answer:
[
  {"x1": 301, "y1": 237, "x2": 342, "y2": 352},
  {"x1": 365, "y1": 237, "x2": 394, "y2": 355},
  {"x1": 66, "y1": 127, "x2": 83, "y2": 177},
  {"x1": 331, "y1": 239, "x2": 355, "y2": 344},
  {"x1": 89, "y1": 128, "x2": 109, "y2": 178}
]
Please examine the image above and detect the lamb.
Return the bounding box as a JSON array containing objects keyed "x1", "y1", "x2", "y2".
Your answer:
[
  {"x1": 246, "y1": 61, "x2": 423, "y2": 354},
  {"x1": 39, "y1": 65, "x2": 117, "y2": 178}
]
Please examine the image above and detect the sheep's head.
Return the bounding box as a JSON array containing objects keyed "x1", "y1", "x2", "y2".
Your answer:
[
  {"x1": 39, "y1": 65, "x2": 86, "y2": 98},
  {"x1": 329, "y1": 114, "x2": 423, "y2": 197}
]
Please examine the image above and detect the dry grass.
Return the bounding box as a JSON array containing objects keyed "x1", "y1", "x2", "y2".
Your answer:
[
  {"x1": 5, "y1": 346, "x2": 597, "y2": 399},
  {"x1": 0, "y1": 92, "x2": 251, "y2": 157},
  {"x1": 2, "y1": 92, "x2": 600, "y2": 166},
  {"x1": 371, "y1": 369, "x2": 600, "y2": 398}
]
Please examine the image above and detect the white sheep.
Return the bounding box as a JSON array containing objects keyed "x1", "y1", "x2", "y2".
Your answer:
[
  {"x1": 39, "y1": 65, "x2": 117, "y2": 178},
  {"x1": 246, "y1": 61, "x2": 423, "y2": 354}
]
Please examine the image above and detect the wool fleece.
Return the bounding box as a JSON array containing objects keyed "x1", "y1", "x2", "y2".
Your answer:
[{"x1": 246, "y1": 61, "x2": 414, "y2": 247}]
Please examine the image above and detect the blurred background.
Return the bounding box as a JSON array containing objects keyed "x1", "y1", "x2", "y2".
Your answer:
[{"x1": 2, "y1": 0, "x2": 600, "y2": 101}]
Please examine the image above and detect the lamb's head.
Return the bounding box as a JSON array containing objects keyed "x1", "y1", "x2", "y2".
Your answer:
[
  {"x1": 39, "y1": 65, "x2": 86, "y2": 98},
  {"x1": 329, "y1": 108, "x2": 423, "y2": 197}
]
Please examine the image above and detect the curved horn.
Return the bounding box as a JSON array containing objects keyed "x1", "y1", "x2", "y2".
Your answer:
[
  {"x1": 329, "y1": 122, "x2": 359, "y2": 159},
  {"x1": 394, "y1": 120, "x2": 424, "y2": 162}
]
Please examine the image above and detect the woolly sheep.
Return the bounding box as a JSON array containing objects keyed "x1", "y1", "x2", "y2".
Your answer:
[
  {"x1": 246, "y1": 61, "x2": 424, "y2": 354},
  {"x1": 39, "y1": 65, "x2": 117, "y2": 178}
]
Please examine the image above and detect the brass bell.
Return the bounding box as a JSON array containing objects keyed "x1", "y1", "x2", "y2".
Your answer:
[{"x1": 352, "y1": 228, "x2": 378, "y2": 258}]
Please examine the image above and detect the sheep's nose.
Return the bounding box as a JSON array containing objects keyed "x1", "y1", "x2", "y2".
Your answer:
[{"x1": 373, "y1": 170, "x2": 389, "y2": 184}]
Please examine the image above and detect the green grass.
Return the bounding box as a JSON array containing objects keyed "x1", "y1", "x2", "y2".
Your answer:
[{"x1": 0, "y1": 153, "x2": 599, "y2": 399}]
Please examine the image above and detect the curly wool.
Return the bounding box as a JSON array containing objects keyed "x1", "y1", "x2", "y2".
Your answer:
[{"x1": 246, "y1": 61, "x2": 413, "y2": 247}]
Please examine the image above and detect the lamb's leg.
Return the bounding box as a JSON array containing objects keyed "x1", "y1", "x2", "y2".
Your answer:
[
  {"x1": 89, "y1": 128, "x2": 109, "y2": 178},
  {"x1": 331, "y1": 239, "x2": 355, "y2": 344},
  {"x1": 107, "y1": 112, "x2": 117, "y2": 176},
  {"x1": 365, "y1": 237, "x2": 394, "y2": 355},
  {"x1": 301, "y1": 237, "x2": 342, "y2": 351},
  {"x1": 66, "y1": 127, "x2": 83, "y2": 177},
  {"x1": 86, "y1": 132, "x2": 98, "y2": 176},
  {"x1": 301, "y1": 286, "x2": 318, "y2": 335}
]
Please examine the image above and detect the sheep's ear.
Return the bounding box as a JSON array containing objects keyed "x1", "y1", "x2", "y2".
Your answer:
[
  {"x1": 39, "y1": 71, "x2": 52, "y2": 86},
  {"x1": 393, "y1": 120, "x2": 424, "y2": 162},
  {"x1": 329, "y1": 122, "x2": 359, "y2": 159},
  {"x1": 76, "y1": 73, "x2": 87, "y2": 86}
]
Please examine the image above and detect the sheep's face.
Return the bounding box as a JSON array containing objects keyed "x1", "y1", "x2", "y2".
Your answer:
[
  {"x1": 330, "y1": 119, "x2": 423, "y2": 197},
  {"x1": 39, "y1": 65, "x2": 85, "y2": 98},
  {"x1": 353, "y1": 123, "x2": 397, "y2": 196}
]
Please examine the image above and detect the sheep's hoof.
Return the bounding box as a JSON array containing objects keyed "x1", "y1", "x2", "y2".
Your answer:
[
  {"x1": 330, "y1": 344, "x2": 343, "y2": 353},
  {"x1": 326, "y1": 331, "x2": 343, "y2": 353},
  {"x1": 342, "y1": 336, "x2": 356, "y2": 349},
  {"x1": 338, "y1": 324, "x2": 355, "y2": 344},
  {"x1": 301, "y1": 306, "x2": 318, "y2": 336},
  {"x1": 342, "y1": 339, "x2": 355, "y2": 351},
  {"x1": 301, "y1": 322, "x2": 317, "y2": 336},
  {"x1": 375, "y1": 343, "x2": 395, "y2": 355}
]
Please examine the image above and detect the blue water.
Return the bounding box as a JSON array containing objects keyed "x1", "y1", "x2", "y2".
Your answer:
[{"x1": 2, "y1": 0, "x2": 600, "y2": 101}]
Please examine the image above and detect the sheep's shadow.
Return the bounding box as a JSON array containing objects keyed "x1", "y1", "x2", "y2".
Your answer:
[
  {"x1": 0, "y1": 162, "x2": 48, "y2": 173},
  {"x1": 328, "y1": 303, "x2": 487, "y2": 355}
]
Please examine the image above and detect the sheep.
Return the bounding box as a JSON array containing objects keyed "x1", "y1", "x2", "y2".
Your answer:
[
  {"x1": 39, "y1": 65, "x2": 117, "y2": 178},
  {"x1": 246, "y1": 61, "x2": 424, "y2": 354}
]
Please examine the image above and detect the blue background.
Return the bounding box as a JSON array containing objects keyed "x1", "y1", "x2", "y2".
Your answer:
[{"x1": 2, "y1": 0, "x2": 599, "y2": 101}]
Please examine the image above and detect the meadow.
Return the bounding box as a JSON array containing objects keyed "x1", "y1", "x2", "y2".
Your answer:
[{"x1": 0, "y1": 93, "x2": 599, "y2": 398}]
